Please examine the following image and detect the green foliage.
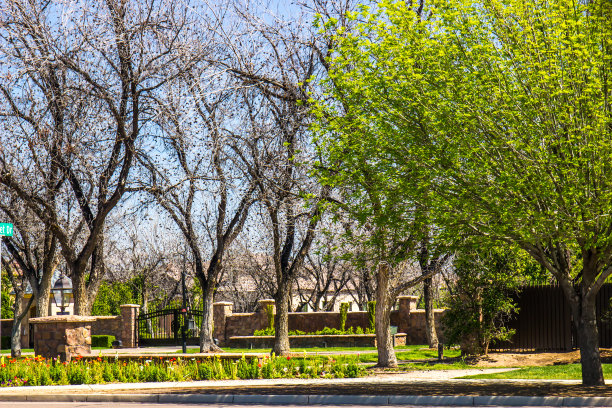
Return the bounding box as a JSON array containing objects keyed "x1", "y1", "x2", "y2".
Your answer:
[
  {"x1": 92, "y1": 281, "x2": 136, "y2": 316},
  {"x1": 266, "y1": 305, "x2": 274, "y2": 331},
  {"x1": 443, "y1": 247, "x2": 527, "y2": 355},
  {"x1": 339, "y1": 302, "x2": 349, "y2": 332},
  {"x1": 91, "y1": 335, "x2": 116, "y2": 348},
  {"x1": 317, "y1": 0, "x2": 612, "y2": 282},
  {"x1": 367, "y1": 301, "x2": 376, "y2": 332},
  {"x1": 1, "y1": 271, "x2": 13, "y2": 319}
]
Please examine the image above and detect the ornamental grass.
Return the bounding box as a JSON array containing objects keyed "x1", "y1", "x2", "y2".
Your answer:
[{"x1": 0, "y1": 354, "x2": 363, "y2": 387}]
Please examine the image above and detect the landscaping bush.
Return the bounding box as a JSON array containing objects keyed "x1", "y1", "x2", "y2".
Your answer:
[
  {"x1": 443, "y1": 247, "x2": 533, "y2": 355},
  {"x1": 339, "y1": 302, "x2": 349, "y2": 332},
  {"x1": 266, "y1": 304, "x2": 274, "y2": 331},
  {"x1": 367, "y1": 301, "x2": 376, "y2": 332},
  {"x1": 91, "y1": 335, "x2": 116, "y2": 348}
]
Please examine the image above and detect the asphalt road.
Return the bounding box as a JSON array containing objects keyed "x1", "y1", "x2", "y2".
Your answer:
[{"x1": 0, "y1": 404, "x2": 548, "y2": 408}]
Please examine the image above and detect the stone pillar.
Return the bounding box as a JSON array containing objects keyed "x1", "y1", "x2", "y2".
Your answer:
[
  {"x1": 397, "y1": 295, "x2": 418, "y2": 335},
  {"x1": 257, "y1": 299, "x2": 276, "y2": 329},
  {"x1": 29, "y1": 315, "x2": 96, "y2": 362},
  {"x1": 120, "y1": 304, "x2": 141, "y2": 348},
  {"x1": 213, "y1": 302, "x2": 233, "y2": 346}
]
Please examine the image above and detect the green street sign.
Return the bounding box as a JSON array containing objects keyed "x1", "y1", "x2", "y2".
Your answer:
[{"x1": 0, "y1": 223, "x2": 13, "y2": 237}]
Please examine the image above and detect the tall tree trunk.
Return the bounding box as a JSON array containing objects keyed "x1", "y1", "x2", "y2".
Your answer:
[
  {"x1": 576, "y1": 295, "x2": 604, "y2": 386},
  {"x1": 199, "y1": 283, "x2": 221, "y2": 352},
  {"x1": 424, "y1": 277, "x2": 438, "y2": 349},
  {"x1": 273, "y1": 279, "x2": 291, "y2": 356},
  {"x1": 72, "y1": 267, "x2": 88, "y2": 316},
  {"x1": 375, "y1": 263, "x2": 397, "y2": 368},
  {"x1": 11, "y1": 294, "x2": 33, "y2": 358},
  {"x1": 36, "y1": 270, "x2": 54, "y2": 317}
]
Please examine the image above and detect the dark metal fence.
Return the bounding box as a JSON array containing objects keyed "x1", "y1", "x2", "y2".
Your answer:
[
  {"x1": 137, "y1": 308, "x2": 203, "y2": 347},
  {"x1": 491, "y1": 284, "x2": 612, "y2": 351}
]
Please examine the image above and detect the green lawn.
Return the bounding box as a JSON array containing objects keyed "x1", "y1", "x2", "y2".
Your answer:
[
  {"x1": 461, "y1": 364, "x2": 612, "y2": 380},
  {"x1": 357, "y1": 348, "x2": 461, "y2": 363},
  {"x1": 399, "y1": 361, "x2": 475, "y2": 371}
]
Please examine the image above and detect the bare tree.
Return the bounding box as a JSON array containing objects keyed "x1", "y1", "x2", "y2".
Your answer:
[
  {"x1": 0, "y1": 0, "x2": 201, "y2": 314},
  {"x1": 141, "y1": 61, "x2": 258, "y2": 351}
]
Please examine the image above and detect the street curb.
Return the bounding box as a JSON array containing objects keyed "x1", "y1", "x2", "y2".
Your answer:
[{"x1": 2, "y1": 394, "x2": 612, "y2": 406}]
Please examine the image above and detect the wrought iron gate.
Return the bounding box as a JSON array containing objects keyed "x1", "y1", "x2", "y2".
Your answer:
[{"x1": 137, "y1": 308, "x2": 203, "y2": 347}]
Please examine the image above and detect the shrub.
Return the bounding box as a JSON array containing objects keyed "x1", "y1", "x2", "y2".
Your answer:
[
  {"x1": 266, "y1": 304, "x2": 274, "y2": 331},
  {"x1": 443, "y1": 247, "x2": 527, "y2": 355},
  {"x1": 91, "y1": 335, "x2": 116, "y2": 348},
  {"x1": 367, "y1": 301, "x2": 376, "y2": 332},
  {"x1": 339, "y1": 303, "x2": 349, "y2": 332}
]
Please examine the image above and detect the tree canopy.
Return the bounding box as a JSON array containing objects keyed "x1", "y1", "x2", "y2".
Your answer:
[{"x1": 317, "y1": 0, "x2": 612, "y2": 385}]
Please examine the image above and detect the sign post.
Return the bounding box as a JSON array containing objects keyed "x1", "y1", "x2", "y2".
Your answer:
[{"x1": 0, "y1": 223, "x2": 14, "y2": 353}]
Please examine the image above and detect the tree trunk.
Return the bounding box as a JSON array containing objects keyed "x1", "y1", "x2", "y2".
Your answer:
[
  {"x1": 72, "y1": 270, "x2": 88, "y2": 316},
  {"x1": 576, "y1": 296, "x2": 604, "y2": 386},
  {"x1": 199, "y1": 283, "x2": 222, "y2": 352},
  {"x1": 375, "y1": 263, "x2": 397, "y2": 368},
  {"x1": 36, "y1": 271, "x2": 54, "y2": 317},
  {"x1": 273, "y1": 279, "x2": 291, "y2": 356},
  {"x1": 11, "y1": 294, "x2": 33, "y2": 358},
  {"x1": 424, "y1": 277, "x2": 438, "y2": 349}
]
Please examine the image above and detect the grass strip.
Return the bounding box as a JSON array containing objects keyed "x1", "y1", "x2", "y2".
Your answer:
[{"x1": 461, "y1": 364, "x2": 612, "y2": 380}]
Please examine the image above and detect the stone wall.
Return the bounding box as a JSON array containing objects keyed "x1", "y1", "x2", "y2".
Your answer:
[
  {"x1": 0, "y1": 319, "x2": 13, "y2": 338},
  {"x1": 228, "y1": 333, "x2": 407, "y2": 348},
  {"x1": 214, "y1": 296, "x2": 447, "y2": 346},
  {"x1": 403, "y1": 309, "x2": 446, "y2": 344},
  {"x1": 90, "y1": 316, "x2": 121, "y2": 338},
  {"x1": 29, "y1": 315, "x2": 95, "y2": 361}
]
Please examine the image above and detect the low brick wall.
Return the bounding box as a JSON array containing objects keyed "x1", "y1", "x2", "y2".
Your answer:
[
  {"x1": 405, "y1": 310, "x2": 446, "y2": 344},
  {"x1": 0, "y1": 319, "x2": 13, "y2": 337},
  {"x1": 216, "y1": 297, "x2": 446, "y2": 347},
  {"x1": 228, "y1": 333, "x2": 407, "y2": 349},
  {"x1": 90, "y1": 316, "x2": 121, "y2": 338}
]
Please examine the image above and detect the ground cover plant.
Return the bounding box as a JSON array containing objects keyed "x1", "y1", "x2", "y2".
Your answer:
[{"x1": 0, "y1": 354, "x2": 363, "y2": 387}]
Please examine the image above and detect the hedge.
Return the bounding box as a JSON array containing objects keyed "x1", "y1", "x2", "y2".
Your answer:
[{"x1": 91, "y1": 335, "x2": 116, "y2": 348}]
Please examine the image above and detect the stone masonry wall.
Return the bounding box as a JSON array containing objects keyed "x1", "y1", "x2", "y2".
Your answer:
[
  {"x1": 215, "y1": 296, "x2": 447, "y2": 346},
  {"x1": 29, "y1": 315, "x2": 95, "y2": 361},
  {"x1": 90, "y1": 316, "x2": 121, "y2": 338}
]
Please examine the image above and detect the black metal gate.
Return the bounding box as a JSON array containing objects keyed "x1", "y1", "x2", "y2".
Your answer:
[{"x1": 137, "y1": 308, "x2": 203, "y2": 347}]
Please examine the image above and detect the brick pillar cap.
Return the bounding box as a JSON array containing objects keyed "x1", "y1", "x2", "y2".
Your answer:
[
  {"x1": 214, "y1": 302, "x2": 233, "y2": 306},
  {"x1": 120, "y1": 304, "x2": 141, "y2": 308},
  {"x1": 258, "y1": 299, "x2": 275, "y2": 303},
  {"x1": 29, "y1": 315, "x2": 97, "y2": 323},
  {"x1": 397, "y1": 295, "x2": 419, "y2": 300}
]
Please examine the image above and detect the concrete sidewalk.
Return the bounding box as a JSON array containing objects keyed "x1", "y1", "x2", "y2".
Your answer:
[{"x1": 2, "y1": 370, "x2": 612, "y2": 406}]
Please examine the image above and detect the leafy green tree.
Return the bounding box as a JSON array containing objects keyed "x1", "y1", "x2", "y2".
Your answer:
[
  {"x1": 91, "y1": 281, "x2": 136, "y2": 316},
  {"x1": 1, "y1": 271, "x2": 13, "y2": 319},
  {"x1": 319, "y1": 0, "x2": 612, "y2": 385}
]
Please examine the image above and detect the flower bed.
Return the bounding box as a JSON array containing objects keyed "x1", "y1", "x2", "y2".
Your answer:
[{"x1": 0, "y1": 354, "x2": 363, "y2": 387}]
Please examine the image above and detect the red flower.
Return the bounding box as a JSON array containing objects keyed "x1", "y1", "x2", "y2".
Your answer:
[
  {"x1": 258, "y1": 363, "x2": 262, "y2": 368},
  {"x1": 286, "y1": 356, "x2": 291, "y2": 360}
]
